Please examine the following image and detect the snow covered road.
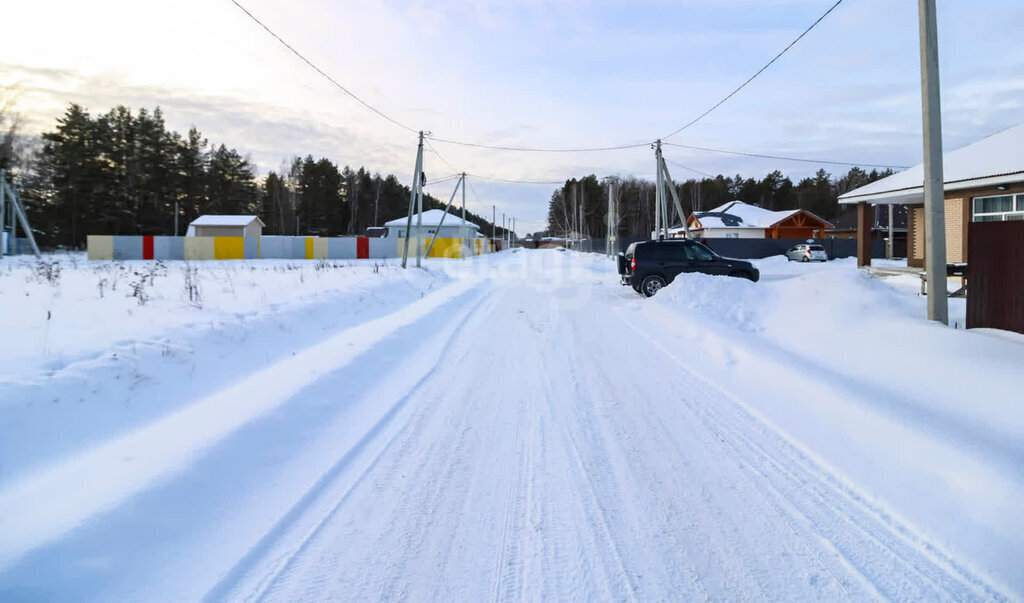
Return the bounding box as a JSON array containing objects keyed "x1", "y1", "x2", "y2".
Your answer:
[{"x1": 0, "y1": 251, "x2": 1019, "y2": 601}]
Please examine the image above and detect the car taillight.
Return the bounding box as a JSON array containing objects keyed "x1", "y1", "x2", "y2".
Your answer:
[{"x1": 631, "y1": 258, "x2": 636, "y2": 271}]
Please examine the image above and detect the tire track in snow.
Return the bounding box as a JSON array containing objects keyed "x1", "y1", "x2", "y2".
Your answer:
[
  {"x1": 0, "y1": 278, "x2": 483, "y2": 572},
  {"x1": 208, "y1": 285, "x2": 497, "y2": 602},
  {"x1": 622, "y1": 312, "x2": 1007, "y2": 601},
  {"x1": 542, "y1": 335, "x2": 640, "y2": 602}
]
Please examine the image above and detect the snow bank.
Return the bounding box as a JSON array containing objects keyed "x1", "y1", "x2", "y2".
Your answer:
[{"x1": 644, "y1": 260, "x2": 1024, "y2": 594}]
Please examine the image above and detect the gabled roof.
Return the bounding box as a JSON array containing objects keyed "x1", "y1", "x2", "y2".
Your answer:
[
  {"x1": 384, "y1": 209, "x2": 479, "y2": 229},
  {"x1": 689, "y1": 201, "x2": 828, "y2": 229},
  {"x1": 189, "y1": 215, "x2": 265, "y2": 227},
  {"x1": 839, "y1": 122, "x2": 1024, "y2": 204}
]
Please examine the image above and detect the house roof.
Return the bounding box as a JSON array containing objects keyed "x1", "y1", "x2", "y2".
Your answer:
[
  {"x1": 839, "y1": 122, "x2": 1024, "y2": 204},
  {"x1": 689, "y1": 201, "x2": 828, "y2": 229},
  {"x1": 384, "y1": 209, "x2": 479, "y2": 229},
  {"x1": 189, "y1": 215, "x2": 265, "y2": 227}
]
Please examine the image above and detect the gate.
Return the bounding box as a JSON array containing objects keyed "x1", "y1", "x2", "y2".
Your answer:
[{"x1": 967, "y1": 222, "x2": 1024, "y2": 334}]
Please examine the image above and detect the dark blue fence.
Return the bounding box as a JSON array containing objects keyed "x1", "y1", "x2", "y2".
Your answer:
[{"x1": 566, "y1": 237, "x2": 889, "y2": 260}]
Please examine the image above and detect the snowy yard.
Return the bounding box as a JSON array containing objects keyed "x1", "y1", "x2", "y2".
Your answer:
[{"x1": 0, "y1": 250, "x2": 1021, "y2": 601}]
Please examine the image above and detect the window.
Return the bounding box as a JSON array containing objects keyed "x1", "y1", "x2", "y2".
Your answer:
[
  {"x1": 725, "y1": 233, "x2": 739, "y2": 239},
  {"x1": 685, "y1": 242, "x2": 715, "y2": 261},
  {"x1": 972, "y1": 193, "x2": 1023, "y2": 222}
]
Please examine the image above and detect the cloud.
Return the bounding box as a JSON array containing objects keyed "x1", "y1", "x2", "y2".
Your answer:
[{"x1": 2, "y1": 0, "x2": 1022, "y2": 234}]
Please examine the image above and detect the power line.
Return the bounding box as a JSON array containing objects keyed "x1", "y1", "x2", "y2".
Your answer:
[
  {"x1": 230, "y1": 0, "x2": 858, "y2": 162},
  {"x1": 663, "y1": 141, "x2": 907, "y2": 169},
  {"x1": 229, "y1": 0, "x2": 891, "y2": 172},
  {"x1": 422, "y1": 174, "x2": 462, "y2": 186},
  {"x1": 426, "y1": 135, "x2": 650, "y2": 154},
  {"x1": 423, "y1": 138, "x2": 460, "y2": 174},
  {"x1": 664, "y1": 159, "x2": 714, "y2": 179},
  {"x1": 660, "y1": 0, "x2": 845, "y2": 141},
  {"x1": 467, "y1": 173, "x2": 565, "y2": 185},
  {"x1": 425, "y1": 137, "x2": 563, "y2": 186},
  {"x1": 226, "y1": 0, "x2": 418, "y2": 134}
]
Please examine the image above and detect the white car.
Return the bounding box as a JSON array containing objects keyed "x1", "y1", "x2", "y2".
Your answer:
[{"x1": 785, "y1": 244, "x2": 828, "y2": 262}]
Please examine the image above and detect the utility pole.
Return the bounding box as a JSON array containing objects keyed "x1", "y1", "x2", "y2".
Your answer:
[
  {"x1": 0, "y1": 169, "x2": 6, "y2": 258},
  {"x1": 401, "y1": 131, "x2": 425, "y2": 269},
  {"x1": 492, "y1": 205, "x2": 496, "y2": 250},
  {"x1": 888, "y1": 204, "x2": 895, "y2": 259},
  {"x1": 654, "y1": 140, "x2": 664, "y2": 239},
  {"x1": 580, "y1": 186, "x2": 586, "y2": 251},
  {"x1": 606, "y1": 178, "x2": 615, "y2": 256},
  {"x1": 373, "y1": 177, "x2": 382, "y2": 227},
  {"x1": 918, "y1": 0, "x2": 948, "y2": 324},
  {"x1": 502, "y1": 212, "x2": 506, "y2": 251},
  {"x1": 461, "y1": 172, "x2": 467, "y2": 254},
  {"x1": 174, "y1": 200, "x2": 179, "y2": 237}
]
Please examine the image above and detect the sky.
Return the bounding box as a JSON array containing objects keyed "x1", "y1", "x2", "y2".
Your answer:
[{"x1": 2, "y1": 0, "x2": 1023, "y2": 234}]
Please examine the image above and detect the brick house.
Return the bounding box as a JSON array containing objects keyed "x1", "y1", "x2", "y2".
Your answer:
[{"x1": 838, "y1": 123, "x2": 1024, "y2": 267}]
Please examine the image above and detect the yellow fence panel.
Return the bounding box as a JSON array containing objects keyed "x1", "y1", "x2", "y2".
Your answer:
[
  {"x1": 214, "y1": 237, "x2": 244, "y2": 260},
  {"x1": 427, "y1": 238, "x2": 463, "y2": 259},
  {"x1": 87, "y1": 235, "x2": 114, "y2": 260}
]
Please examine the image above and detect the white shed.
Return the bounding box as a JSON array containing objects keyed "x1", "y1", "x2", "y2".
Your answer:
[
  {"x1": 187, "y1": 215, "x2": 265, "y2": 237},
  {"x1": 383, "y1": 209, "x2": 478, "y2": 240}
]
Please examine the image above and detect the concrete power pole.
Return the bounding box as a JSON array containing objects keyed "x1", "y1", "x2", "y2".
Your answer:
[
  {"x1": 461, "y1": 172, "x2": 467, "y2": 253},
  {"x1": 401, "y1": 131, "x2": 425, "y2": 269},
  {"x1": 0, "y1": 169, "x2": 6, "y2": 258},
  {"x1": 918, "y1": 0, "x2": 948, "y2": 324},
  {"x1": 654, "y1": 140, "x2": 668, "y2": 239},
  {"x1": 606, "y1": 179, "x2": 613, "y2": 256}
]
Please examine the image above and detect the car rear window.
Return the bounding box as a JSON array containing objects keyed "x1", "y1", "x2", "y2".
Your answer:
[{"x1": 809, "y1": 245, "x2": 824, "y2": 251}]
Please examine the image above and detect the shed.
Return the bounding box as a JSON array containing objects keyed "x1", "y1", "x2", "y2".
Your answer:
[
  {"x1": 383, "y1": 209, "x2": 479, "y2": 240},
  {"x1": 187, "y1": 215, "x2": 265, "y2": 238}
]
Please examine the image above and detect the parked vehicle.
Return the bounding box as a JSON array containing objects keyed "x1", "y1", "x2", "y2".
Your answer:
[
  {"x1": 785, "y1": 243, "x2": 828, "y2": 262},
  {"x1": 618, "y1": 239, "x2": 760, "y2": 297}
]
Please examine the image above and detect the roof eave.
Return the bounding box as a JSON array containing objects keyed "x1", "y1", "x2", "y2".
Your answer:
[{"x1": 839, "y1": 171, "x2": 1024, "y2": 204}]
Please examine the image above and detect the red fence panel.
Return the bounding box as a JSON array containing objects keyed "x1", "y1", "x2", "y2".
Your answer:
[
  {"x1": 142, "y1": 236, "x2": 154, "y2": 260},
  {"x1": 967, "y1": 222, "x2": 1024, "y2": 334},
  {"x1": 356, "y1": 237, "x2": 369, "y2": 259}
]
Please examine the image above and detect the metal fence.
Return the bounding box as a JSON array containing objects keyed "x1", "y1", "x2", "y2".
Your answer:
[
  {"x1": 578, "y1": 237, "x2": 887, "y2": 260},
  {"x1": 967, "y1": 222, "x2": 1024, "y2": 334}
]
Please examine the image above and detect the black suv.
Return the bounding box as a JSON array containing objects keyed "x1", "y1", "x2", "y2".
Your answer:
[{"x1": 618, "y1": 239, "x2": 760, "y2": 296}]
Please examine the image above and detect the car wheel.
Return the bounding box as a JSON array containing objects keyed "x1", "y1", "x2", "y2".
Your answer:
[
  {"x1": 801, "y1": 256, "x2": 809, "y2": 262},
  {"x1": 641, "y1": 275, "x2": 666, "y2": 297}
]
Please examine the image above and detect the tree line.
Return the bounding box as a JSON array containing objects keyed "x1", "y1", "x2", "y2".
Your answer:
[
  {"x1": 9, "y1": 103, "x2": 503, "y2": 249},
  {"x1": 542, "y1": 167, "x2": 893, "y2": 240}
]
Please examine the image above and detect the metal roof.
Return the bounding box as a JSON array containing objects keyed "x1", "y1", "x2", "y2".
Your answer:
[
  {"x1": 189, "y1": 215, "x2": 265, "y2": 227},
  {"x1": 384, "y1": 209, "x2": 479, "y2": 229},
  {"x1": 839, "y1": 122, "x2": 1024, "y2": 204}
]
